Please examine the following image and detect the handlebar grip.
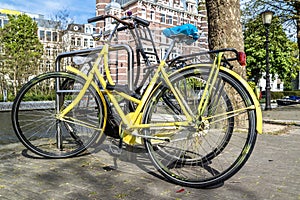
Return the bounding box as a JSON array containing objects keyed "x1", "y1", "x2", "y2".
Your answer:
[
  {"x1": 117, "y1": 26, "x2": 128, "y2": 32},
  {"x1": 132, "y1": 16, "x2": 150, "y2": 26},
  {"x1": 88, "y1": 15, "x2": 106, "y2": 23}
]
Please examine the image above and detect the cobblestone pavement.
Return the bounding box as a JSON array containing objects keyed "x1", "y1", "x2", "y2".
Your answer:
[{"x1": 0, "y1": 105, "x2": 300, "y2": 199}]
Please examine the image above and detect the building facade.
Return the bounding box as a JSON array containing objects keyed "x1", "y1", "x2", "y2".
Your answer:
[
  {"x1": 95, "y1": 0, "x2": 209, "y2": 86},
  {"x1": 0, "y1": 8, "x2": 97, "y2": 73},
  {"x1": 0, "y1": 8, "x2": 97, "y2": 99},
  {"x1": 62, "y1": 23, "x2": 96, "y2": 52},
  {"x1": 1, "y1": 9, "x2": 97, "y2": 72}
]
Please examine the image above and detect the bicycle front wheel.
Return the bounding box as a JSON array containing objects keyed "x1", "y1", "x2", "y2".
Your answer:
[
  {"x1": 142, "y1": 66, "x2": 258, "y2": 188},
  {"x1": 11, "y1": 72, "x2": 106, "y2": 158}
]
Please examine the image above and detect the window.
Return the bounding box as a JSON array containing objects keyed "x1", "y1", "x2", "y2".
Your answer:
[
  {"x1": 190, "y1": 5, "x2": 194, "y2": 12},
  {"x1": 53, "y1": 48, "x2": 58, "y2": 57},
  {"x1": 277, "y1": 84, "x2": 281, "y2": 90},
  {"x1": 160, "y1": 48, "x2": 168, "y2": 60},
  {"x1": 89, "y1": 39, "x2": 94, "y2": 47},
  {"x1": 39, "y1": 63, "x2": 44, "y2": 72},
  {"x1": 166, "y1": 15, "x2": 172, "y2": 24},
  {"x1": 173, "y1": 16, "x2": 177, "y2": 25},
  {"x1": 185, "y1": 2, "x2": 188, "y2": 11},
  {"x1": 180, "y1": 18, "x2": 184, "y2": 25},
  {"x1": 161, "y1": 13, "x2": 166, "y2": 23},
  {"x1": 46, "y1": 47, "x2": 51, "y2": 56},
  {"x1": 46, "y1": 31, "x2": 51, "y2": 41},
  {"x1": 3, "y1": 19, "x2": 8, "y2": 26},
  {"x1": 141, "y1": 8, "x2": 146, "y2": 19},
  {"x1": 77, "y1": 38, "x2": 81, "y2": 46},
  {"x1": 52, "y1": 32, "x2": 58, "y2": 42},
  {"x1": 171, "y1": 50, "x2": 177, "y2": 59},
  {"x1": 85, "y1": 26, "x2": 93, "y2": 34},
  {"x1": 150, "y1": 11, "x2": 155, "y2": 21},
  {"x1": 46, "y1": 61, "x2": 51, "y2": 71},
  {"x1": 39, "y1": 30, "x2": 45, "y2": 41},
  {"x1": 145, "y1": 47, "x2": 156, "y2": 63},
  {"x1": 161, "y1": 32, "x2": 166, "y2": 43},
  {"x1": 84, "y1": 38, "x2": 88, "y2": 47},
  {"x1": 71, "y1": 37, "x2": 76, "y2": 46}
]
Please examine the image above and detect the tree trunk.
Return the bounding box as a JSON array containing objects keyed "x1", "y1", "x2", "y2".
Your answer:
[
  {"x1": 295, "y1": 1, "x2": 300, "y2": 89},
  {"x1": 205, "y1": 0, "x2": 245, "y2": 77}
]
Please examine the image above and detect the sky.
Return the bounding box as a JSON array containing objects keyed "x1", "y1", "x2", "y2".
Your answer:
[{"x1": 0, "y1": 0, "x2": 96, "y2": 24}]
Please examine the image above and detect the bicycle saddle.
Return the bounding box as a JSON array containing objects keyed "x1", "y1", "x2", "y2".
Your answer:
[{"x1": 162, "y1": 24, "x2": 199, "y2": 45}]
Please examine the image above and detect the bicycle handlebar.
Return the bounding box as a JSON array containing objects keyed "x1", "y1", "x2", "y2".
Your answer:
[
  {"x1": 87, "y1": 15, "x2": 105, "y2": 23},
  {"x1": 88, "y1": 14, "x2": 150, "y2": 28},
  {"x1": 88, "y1": 14, "x2": 133, "y2": 27},
  {"x1": 87, "y1": 15, "x2": 245, "y2": 66},
  {"x1": 131, "y1": 16, "x2": 150, "y2": 26}
]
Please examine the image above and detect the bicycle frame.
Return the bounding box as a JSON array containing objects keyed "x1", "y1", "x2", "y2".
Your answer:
[
  {"x1": 57, "y1": 41, "x2": 195, "y2": 131},
  {"x1": 55, "y1": 39, "x2": 263, "y2": 146},
  {"x1": 53, "y1": 11, "x2": 263, "y2": 146}
]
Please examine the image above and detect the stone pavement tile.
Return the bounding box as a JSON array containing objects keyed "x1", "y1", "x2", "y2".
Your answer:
[
  {"x1": 1, "y1": 104, "x2": 300, "y2": 199},
  {"x1": 1, "y1": 126, "x2": 300, "y2": 200},
  {"x1": 263, "y1": 123, "x2": 291, "y2": 134}
]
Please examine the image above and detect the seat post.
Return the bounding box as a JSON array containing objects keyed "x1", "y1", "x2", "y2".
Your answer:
[{"x1": 162, "y1": 40, "x2": 176, "y2": 61}]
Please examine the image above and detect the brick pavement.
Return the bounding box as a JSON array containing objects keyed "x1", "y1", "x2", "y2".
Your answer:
[{"x1": 0, "y1": 105, "x2": 300, "y2": 199}]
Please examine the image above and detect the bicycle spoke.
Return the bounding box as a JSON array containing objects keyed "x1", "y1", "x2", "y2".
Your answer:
[
  {"x1": 143, "y1": 66, "x2": 257, "y2": 187},
  {"x1": 12, "y1": 72, "x2": 105, "y2": 158}
]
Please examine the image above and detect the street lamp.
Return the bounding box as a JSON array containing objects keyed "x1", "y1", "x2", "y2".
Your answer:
[{"x1": 261, "y1": 10, "x2": 274, "y2": 110}]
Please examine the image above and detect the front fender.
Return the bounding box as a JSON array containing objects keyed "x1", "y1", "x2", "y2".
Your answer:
[{"x1": 220, "y1": 66, "x2": 262, "y2": 134}]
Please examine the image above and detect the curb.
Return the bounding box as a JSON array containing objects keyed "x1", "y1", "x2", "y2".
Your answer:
[
  {"x1": 263, "y1": 119, "x2": 300, "y2": 126},
  {"x1": 0, "y1": 102, "x2": 13, "y2": 112}
]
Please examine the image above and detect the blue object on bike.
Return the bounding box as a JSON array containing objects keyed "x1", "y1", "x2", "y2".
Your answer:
[{"x1": 162, "y1": 24, "x2": 199, "y2": 45}]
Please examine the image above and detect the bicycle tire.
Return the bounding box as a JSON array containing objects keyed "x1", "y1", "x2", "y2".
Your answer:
[
  {"x1": 11, "y1": 72, "x2": 106, "y2": 158},
  {"x1": 142, "y1": 65, "x2": 257, "y2": 188}
]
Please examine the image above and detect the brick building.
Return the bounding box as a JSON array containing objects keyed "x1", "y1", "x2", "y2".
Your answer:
[{"x1": 94, "y1": 0, "x2": 208, "y2": 86}]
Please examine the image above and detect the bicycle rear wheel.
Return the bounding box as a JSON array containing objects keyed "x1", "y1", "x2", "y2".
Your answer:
[
  {"x1": 142, "y1": 66, "x2": 258, "y2": 188},
  {"x1": 11, "y1": 72, "x2": 106, "y2": 158}
]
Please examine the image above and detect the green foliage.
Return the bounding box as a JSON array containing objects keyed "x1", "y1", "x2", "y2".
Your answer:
[
  {"x1": 0, "y1": 92, "x2": 15, "y2": 102},
  {"x1": 22, "y1": 91, "x2": 56, "y2": 101},
  {"x1": 271, "y1": 90, "x2": 300, "y2": 99},
  {"x1": 0, "y1": 14, "x2": 43, "y2": 96},
  {"x1": 271, "y1": 92, "x2": 284, "y2": 100},
  {"x1": 244, "y1": 15, "x2": 300, "y2": 86},
  {"x1": 282, "y1": 90, "x2": 300, "y2": 97},
  {"x1": 242, "y1": 0, "x2": 299, "y2": 39}
]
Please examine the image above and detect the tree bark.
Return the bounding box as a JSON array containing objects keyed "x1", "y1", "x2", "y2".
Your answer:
[
  {"x1": 295, "y1": 1, "x2": 300, "y2": 89},
  {"x1": 205, "y1": 0, "x2": 245, "y2": 77}
]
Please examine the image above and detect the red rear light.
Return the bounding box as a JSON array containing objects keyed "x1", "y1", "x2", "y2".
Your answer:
[{"x1": 238, "y1": 52, "x2": 247, "y2": 66}]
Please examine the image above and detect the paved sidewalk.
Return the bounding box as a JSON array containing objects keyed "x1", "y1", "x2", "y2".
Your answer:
[
  {"x1": 263, "y1": 104, "x2": 300, "y2": 125},
  {"x1": 0, "y1": 105, "x2": 299, "y2": 199}
]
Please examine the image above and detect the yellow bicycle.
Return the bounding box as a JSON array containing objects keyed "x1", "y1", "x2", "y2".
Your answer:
[{"x1": 12, "y1": 13, "x2": 262, "y2": 187}]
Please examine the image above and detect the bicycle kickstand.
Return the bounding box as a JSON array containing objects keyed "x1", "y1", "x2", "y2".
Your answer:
[{"x1": 108, "y1": 138, "x2": 123, "y2": 156}]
